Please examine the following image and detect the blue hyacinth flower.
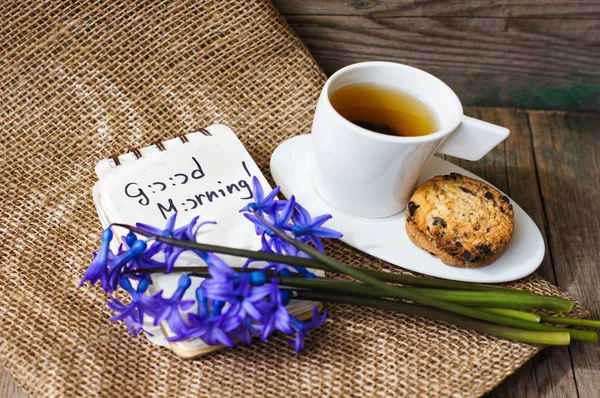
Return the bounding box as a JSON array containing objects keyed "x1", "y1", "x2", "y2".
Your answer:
[
  {"x1": 152, "y1": 275, "x2": 195, "y2": 332},
  {"x1": 239, "y1": 176, "x2": 280, "y2": 217},
  {"x1": 137, "y1": 213, "x2": 216, "y2": 273},
  {"x1": 288, "y1": 306, "x2": 327, "y2": 353},
  {"x1": 80, "y1": 228, "x2": 114, "y2": 290},
  {"x1": 168, "y1": 286, "x2": 241, "y2": 345},
  {"x1": 227, "y1": 315, "x2": 264, "y2": 345},
  {"x1": 107, "y1": 276, "x2": 156, "y2": 336},
  {"x1": 203, "y1": 274, "x2": 270, "y2": 322},
  {"x1": 105, "y1": 239, "x2": 148, "y2": 293},
  {"x1": 174, "y1": 312, "x2": 241, "y2": 346},
  {"x1": 81, "y1": 177, "x2": 337, "y2": 354},
  {"x1": 119, "y1": 234, "x2": 164, "y2": 281},
  {"x1": 243, "y1": 195, "x2": 295, "y2": 236},
  {"x1": 257, "y1": 280, "x2": 293, "y2": 341},
  {"x1": 288, "y1": 203, "x2": 343, "y2": 253}
]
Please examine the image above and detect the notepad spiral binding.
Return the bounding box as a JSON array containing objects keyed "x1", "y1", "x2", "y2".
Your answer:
[{"x1": 109, "y1": 128, "x2": 212, "y2": 166}]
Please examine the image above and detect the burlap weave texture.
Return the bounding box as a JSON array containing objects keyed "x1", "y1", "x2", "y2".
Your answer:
[{"x1": 0, "y1": 1, "x2": 588, "y2": 397}]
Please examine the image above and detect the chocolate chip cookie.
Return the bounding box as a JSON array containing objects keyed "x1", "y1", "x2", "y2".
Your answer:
[{"x1": 405, "y1": 173, "x2": 514, "y2": 268}]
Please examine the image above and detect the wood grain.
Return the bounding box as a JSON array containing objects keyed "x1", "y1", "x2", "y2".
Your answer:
[
  {"x1": 529, "y1": 111, "x2": 600, "y2": 398},
  {"x1": 1, "y1": 109, "x2": 598, "y2": 396},
  {"x1": 458, "y1": 109, "x2": 580, "y2": 398},
  {"x1": 504, "y1": 110, "x2": 579, "y2": 398},
  {"x1": 0, "y1": 368, "x2": 27, "y2": 398},
  {"x1": 273, "y1": 0, "x2": 600, "y2": 112},
  {"x1": 273, "y1": 0, "x2": 600, "y2": 18}
]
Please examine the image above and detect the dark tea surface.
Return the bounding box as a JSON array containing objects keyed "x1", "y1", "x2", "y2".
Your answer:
[{"x1": 329, "y1": 83, "x2": 439, "y2": 137}]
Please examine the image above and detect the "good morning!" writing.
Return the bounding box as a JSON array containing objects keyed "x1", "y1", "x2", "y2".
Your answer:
[{"x1": 123, "y1": 159, "x2": 255, "y2": 219}]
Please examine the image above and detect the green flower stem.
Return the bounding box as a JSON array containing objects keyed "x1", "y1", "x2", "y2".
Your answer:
[
  {"x1": 127, "y1": 266, "x2": 569, "y2": 313},
  {"x1": 478, "y1": 308, "x2": 541, "y2": 323},
  {"x1": 125, "y1": 266, "x2": 595, "y2": 342},
  {"x1": 252, "y1": 214, "x2": 599, "y2": 342},
  {"x1": 291, "y1": 290, "x2": 570, "y2": 346},
  {"x1": 405, "y1": 288, "x2": 570, "y2": 312},
  {"x1": 540, "y1": 316, "x2": 600, "y2": 328},
  {"x1": 114, "y1": 223, "x2": 530, "y2": 294},
  {"x1": 278, "y1": 278, "x2": 572, "y2": 312},
  {"x1": 362, "y1": 272, "x2": 531, "y2": 294}
]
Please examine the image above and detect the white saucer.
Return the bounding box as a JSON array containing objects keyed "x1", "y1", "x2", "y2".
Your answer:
[{"x1": 270, "y1": 135, "x2": 544, "y2": 283}]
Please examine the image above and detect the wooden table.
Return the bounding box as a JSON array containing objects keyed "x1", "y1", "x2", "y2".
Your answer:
[
  {"x1": 273, "y1": 0, "x2": 600, "y2": 113},
  {"x1": 1, "y1": 108, "x2": 598, "y2": 397}
]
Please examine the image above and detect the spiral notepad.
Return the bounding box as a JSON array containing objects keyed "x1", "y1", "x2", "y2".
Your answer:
[{"x1": 92, "y1": 124, "x2": 321, "y2": 358}]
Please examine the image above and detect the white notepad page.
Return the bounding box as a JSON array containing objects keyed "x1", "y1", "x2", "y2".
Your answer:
[{"x1": 92, "y1": 124, "x2": 320, "y2": 358}]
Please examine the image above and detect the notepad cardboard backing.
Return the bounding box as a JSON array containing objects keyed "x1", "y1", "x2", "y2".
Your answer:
[{"x1": 0, "y1": 1, "x2": 589, "y2": 397}]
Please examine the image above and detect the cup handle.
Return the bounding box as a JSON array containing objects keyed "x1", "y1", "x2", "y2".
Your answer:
[{"x1": 436, "y1": 116, "x2": 510, "y2": 161}]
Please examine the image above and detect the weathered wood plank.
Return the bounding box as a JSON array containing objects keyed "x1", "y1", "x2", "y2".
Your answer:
[
  {"x1": 530, "y1": 111, "x2": 600, "y2": 398},
  {"x1": 0, "y1": 369, "x2": 28, "y2": 398},
  {"x1": 486, "y1": 360, "x2": 541, "y2": 398},
  {"x1": 273, "y1": 1, "x2": 600, "y2": 112},
  {"x1": 509, "y1": 110, "x2": 580, "y2": 398},
  {"x1": 494, "y1": 109, "x2": 581, "y2": 398},
  {"x1": 273, "y1": 0, "x2": 600, "y2": 18},
  {"x1": 461, "y1": 109, "x2": 540, "y2": 398},
  {"x1": 458, "y1": 108, "x2": 579, "y2": 398}
]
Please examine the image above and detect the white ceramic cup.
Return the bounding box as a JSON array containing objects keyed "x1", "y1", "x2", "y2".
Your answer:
[{"x1": 311, "y1": 61, "x2": 509, "y2": 218}]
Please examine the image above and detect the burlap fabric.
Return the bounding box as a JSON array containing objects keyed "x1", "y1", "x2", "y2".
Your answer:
[{"x1": 0, "y1": 1, "x2": 589, "y2": 397}]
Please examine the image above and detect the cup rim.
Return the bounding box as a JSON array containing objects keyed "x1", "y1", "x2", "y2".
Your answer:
[{"x1": 322, "y1": 61, "x2": 464, "y2": 144}]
